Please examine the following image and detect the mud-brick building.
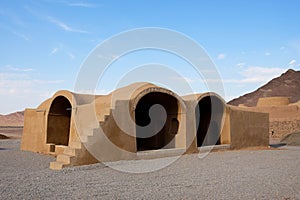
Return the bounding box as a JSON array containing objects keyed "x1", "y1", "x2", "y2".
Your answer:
[{"x1": 21, "y1": 82, "x2": 269, "y2": 170}]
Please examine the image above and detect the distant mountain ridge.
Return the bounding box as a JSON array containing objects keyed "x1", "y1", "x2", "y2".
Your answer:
[
  {"x1": 0, "y1": 111, "x2": 24, "y2": 126},
  {"x1": 228, "y1": 69, "x2": 300, "y2": 107}
]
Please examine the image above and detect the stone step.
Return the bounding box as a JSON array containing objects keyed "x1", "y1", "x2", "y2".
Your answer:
[
  {"x1": 198, "y1": 144, "x2": 231, "y2": 152},
  {"x1": 81, "y1": 134, "x2": 94, "y2": 143},
  {"x1": 137, "y1": 148, "x2": 186, "y2": 160},
  {"x1": 49, "y1": 161, "x2": 68, "y2": 170},
  {"x1": 64, "y1": 148, "x2": 77, "y2": 156},
  {"x1": 69, "y1": 141, "x2": 82, "y2": 149},
  {"x1": 57, "y1": 154, "x2": 73, "y2": 164},
  {"x1": 81, "y1": 136, "x2": 88, "y2": 143}
]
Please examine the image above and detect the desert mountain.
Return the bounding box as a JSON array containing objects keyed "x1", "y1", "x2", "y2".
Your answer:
[
  {"x1": 228, "y1": 69, "x2": 300, "y2": 107},
  {"x1": 0, "y1": 111, "x2": 24, "y2": 126}
]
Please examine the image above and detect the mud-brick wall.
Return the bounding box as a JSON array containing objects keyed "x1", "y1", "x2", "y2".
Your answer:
[
  {"x1": 229, "y1": 108, "x2": 269, "y2": 149},
  {"x1": 270, "y1": 119, "x2": 300, "y2": 139}
]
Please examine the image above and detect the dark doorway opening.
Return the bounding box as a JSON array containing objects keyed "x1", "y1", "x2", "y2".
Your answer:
[
  {"x1": 196, "y1": 96, "x2": 224, "y2": 147},
  {"x1": 135, "y1": 92, "x2": 179, "y2": 151},
  {"x1": 47, "y1": 96, "x2": 71, "y2": 146}
]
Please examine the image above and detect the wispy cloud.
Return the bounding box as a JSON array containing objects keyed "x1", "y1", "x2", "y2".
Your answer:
[
  {"x1": 236, "y1": 62, "x2": 245, "y2": 68},
  {"x1": 0, "y1": 8, "x2": 27, "y2": 28},
  {"x1": 50, "y1": 47, "x2": 59, "y2": 55},
  {"x1": 67, "y1": 52, "x2": 75, "y2": 60},
  {"x1": 5, "y1": 65, "x2": 34, "y2": 72},
  {"x1": 67, "y1": 2, "x2": 97, "y2": 7},
  {"x1": 225, "y1": 66, "x2": 287, "y2": 84},
  {"x1": 170, "y1": 76, "x2": 195, "y2": 83},
  {"x1": 289, "y1": 59, "x2": 296, "y2": 66},
  {"x1": 34, "y1": 79, "x2": 65, "y2": 84},
  {"x1": 217, "y1": 53, "x2": 226, "y2": 60},
  {"x1": 48, "y1": 17, "x2": 88, "y2": 33},
  {"x1": 0, "y1": 72, "x2": 64, "y2": 96},
  {"x1": 203, "y1": 67, "x2": 287, "y2": 84},
  {"x1": 264, "y1": 52, "x2": 271, "y2": 56},
  {"x1": 12, "y1": 31, "x2": 30, "y2": 41}
]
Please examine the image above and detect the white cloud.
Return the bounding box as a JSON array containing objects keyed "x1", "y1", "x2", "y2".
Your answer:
[
  {"x1": 170, "y1": 76, "x2": 195, "y2": 83},
  {"x1": 220, "y1": 67, "x2": 287, "y2": 84},
  {"x1": 48, "y1": 17, "x2": 89, "y2": 33},
  {"x1": 12, "y1": 31, "x2": 29, "y2": 41},
  {"x1": 236, "y1": 62, "x2": 246, "y2": 68},
  {"x1": 0, "y1": 72, "x2": 64, "y2": 96},
  {"x1": 280, "y1": 46, "x2": 285, "y2": 50},
  {"x1": 68, "y1": 2, "x2": 96, "y2": 7},
  {"x1": 217, "y1": 53, "x2": 226, "y2": 60},
  {"x1": 238, "y1": 66, "x2": 287, "y2": 83},
  {"x1": 50, "y1": 47, "x2": 58, "y2": 55},
  {"x1": 289, "y1": 59, "x2": 296, "y2": 66},
  {"x1": 67, "y1": 52, "x2": 75, "y2": 60},
  {"x1": 34, "y1": 80, "x2": 65, "y2": 84},
  {"x1": 5, "y1": 65, "x2": 34, "y2": 72},
  {"x1": 192, "y1": 66, "x2": 286, "y2": 85},
  {"x1": 265, "y1": 52, "x2": 271, "y2": 56}
]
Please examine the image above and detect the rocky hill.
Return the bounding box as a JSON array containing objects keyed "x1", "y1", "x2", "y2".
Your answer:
[
  {"x1": 0, "y1": 111, "x2": 24, "y2": 127},
  {"x1": 228, "y1": 69, "x2": 300, "y2": 107}
]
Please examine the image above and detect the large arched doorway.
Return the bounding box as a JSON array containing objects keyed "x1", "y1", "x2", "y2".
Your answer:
[
  {"x1": 135, "y1": 92, "x2": 179, "y2": 151},
  {"x1": 196, "y1": 95, "x2": 224, "y2": 147},
  {"x1": 47, "y1": 96, "x2": 71, "y2": 146}
]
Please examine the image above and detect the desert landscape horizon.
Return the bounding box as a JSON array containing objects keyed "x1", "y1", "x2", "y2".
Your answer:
[{"x1": 1, "y1": 67, "x2": 299, "y2": 126}]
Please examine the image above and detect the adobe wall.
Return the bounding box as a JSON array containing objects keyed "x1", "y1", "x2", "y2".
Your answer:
[
  {"x1": 270, "y1": 120, "x2": 300, "y2": 139},
  {"x1": 229, "y1": 106, "x2": 269, "y2": 149},
  {"x1": 21, "y1": 108, "x2": 47, "y2": 153},
  {"x1": 240, "y1": 97, "x2": 300, "y2": 139},
  {"x1": 257, "y1": 97, "x2": 290, "y2": 107},
  {"x1": 21, "y1": 91, "x2": 80, "y2": 155},
  {"x1": 251, "y1": 105, "x2": 300, "y2": 119}
]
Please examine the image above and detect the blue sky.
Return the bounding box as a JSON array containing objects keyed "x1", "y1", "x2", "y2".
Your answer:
[{"x1": 1, "y1": 0, "x2": 300, "y2": 114}]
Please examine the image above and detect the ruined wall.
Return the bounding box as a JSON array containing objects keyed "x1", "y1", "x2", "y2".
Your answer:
[
  {"x1": 270, "y1": 119, "x2": 300, "y2": 139},
  {"x1": 241, "y1": 100, "x2": 300, "y2": 139},
  {"x1": 21, "y1": 108, "x2": 47, "y2": 153},
  {"x1": 229, "y1": 107, "x2": 269, "y2": 149},
  {"x1": 257, "y1": 97, "x2": 290, "y2": 107},
  {"x1": 220, "y1": 107, "x2": 231, "y2": 144}
]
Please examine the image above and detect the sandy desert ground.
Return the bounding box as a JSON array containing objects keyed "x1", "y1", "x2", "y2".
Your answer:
[
  {"x1": 0, "y1": 139, "x2": 299, "y2": 199},
  {"x1": 0, "y1": 127, "x2": 23, "y2": 139}
]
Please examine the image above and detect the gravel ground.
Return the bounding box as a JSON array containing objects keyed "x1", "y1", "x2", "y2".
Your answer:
[{"x1": 0, "y1": 140, "x2": 300, "y2": 199}]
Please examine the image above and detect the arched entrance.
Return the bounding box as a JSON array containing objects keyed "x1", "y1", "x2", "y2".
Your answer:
[
  {"x1": 196, "y1": 95, "x2": 224, "y2": 147},
  {"x1": 47, "y1": 96, "x2": 71, "y2": 146},
  {"x1": 135, "y1": 92, "x2": 179, "y2": 151}
]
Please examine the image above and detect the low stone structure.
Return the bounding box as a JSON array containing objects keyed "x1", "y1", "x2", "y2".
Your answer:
[
  {"x1": 239, "y1": 97, "x2": 300, "y2": 139},
  {"x1": 21, "y1": 82, "x2": 269, "y2": 170}
]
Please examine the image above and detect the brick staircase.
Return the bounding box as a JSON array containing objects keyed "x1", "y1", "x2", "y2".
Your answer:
[
  {"x1": 49, "y1": 140, "x2": 83, "y2": 170},
  {"x1": 49, "y1": 103, "x2": 113, "y2": 170}
]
